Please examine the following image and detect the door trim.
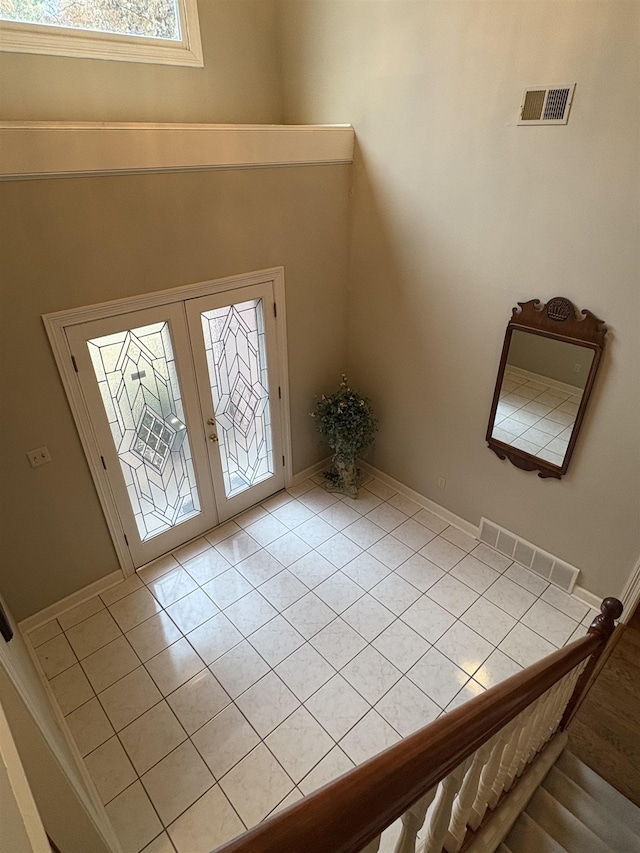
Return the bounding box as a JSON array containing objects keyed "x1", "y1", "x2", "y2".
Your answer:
[{"x1": 43, "y1": 267, "x2": 292, "y2": 576}]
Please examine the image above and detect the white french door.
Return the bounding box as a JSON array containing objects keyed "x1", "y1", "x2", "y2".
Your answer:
[{"x1": 59, "y1": 274, "x2": 288, "y2": 570}]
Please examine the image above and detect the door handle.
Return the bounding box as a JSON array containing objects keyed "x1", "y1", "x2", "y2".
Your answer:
[{"x1": 209, "y1": 433, "x2": 219, "y2": 442}]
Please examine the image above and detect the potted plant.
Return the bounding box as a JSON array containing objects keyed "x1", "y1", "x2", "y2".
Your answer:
[{"x1": 311, "y1": 374, "x2": 378, "y2": 497}]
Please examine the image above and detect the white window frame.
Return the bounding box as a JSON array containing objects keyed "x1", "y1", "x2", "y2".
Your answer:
[{"x1": 0, "y1": 0, "x2": 203, "y2": 67}]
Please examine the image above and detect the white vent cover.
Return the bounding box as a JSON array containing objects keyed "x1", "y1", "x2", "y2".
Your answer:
[
  {"x1": 479, "y1": 518, "x2": 580, "y2": 592},
  {"x1": 518, "y1": 84, "x2": 575, "y2": 125}
]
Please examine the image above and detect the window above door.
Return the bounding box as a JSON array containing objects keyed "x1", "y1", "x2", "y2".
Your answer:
[{"x1": 0, "y1": 0, "x2": 203, "y2": 66}]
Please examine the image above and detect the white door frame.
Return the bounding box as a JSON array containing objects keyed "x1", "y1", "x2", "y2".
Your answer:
[{"x1": 43, "y1": 267, "x2": 293, "y2": 576}]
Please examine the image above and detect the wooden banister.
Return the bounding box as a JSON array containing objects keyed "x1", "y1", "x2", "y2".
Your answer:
[{"x1": 214, "y1": 597, "x2": 621, "y2": 853}]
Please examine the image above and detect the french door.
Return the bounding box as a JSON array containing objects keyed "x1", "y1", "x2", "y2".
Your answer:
[{"x1": 61, "y1": 276, "x2": 288, "y2": 570}]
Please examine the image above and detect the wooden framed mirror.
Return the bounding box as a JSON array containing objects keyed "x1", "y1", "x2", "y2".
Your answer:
[{"x1": 486, "y1": 297, "x2": 606, "y2": 479}]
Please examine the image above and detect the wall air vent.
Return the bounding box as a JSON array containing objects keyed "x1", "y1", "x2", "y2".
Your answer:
[{"x1": 518, "y1": 84, "x2": 575, "y2": 125}]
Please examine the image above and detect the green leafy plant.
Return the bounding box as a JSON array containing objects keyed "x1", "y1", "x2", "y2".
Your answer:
[{"x1": 311, "y1": 375, "x2": 378, "y2": 495}]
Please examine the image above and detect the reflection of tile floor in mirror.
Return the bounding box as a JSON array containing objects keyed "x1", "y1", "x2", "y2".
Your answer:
[
  {"x1": 492, "y1": 370, "x2": 581, "y2": 465},
  {"x1": 28, "y1": 475, "x2": 596, "y2": 853}
]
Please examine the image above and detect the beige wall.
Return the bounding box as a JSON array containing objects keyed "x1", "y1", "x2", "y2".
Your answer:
[
  {"x1": 0, "y1": 1, "x2": 282, "y2": 122},
  {"x1": 0, "y1": 166, "x2": 350, "y2": 619},
  {"x1": 278, "y1": 1, "x2": 640, "y2": 598}
]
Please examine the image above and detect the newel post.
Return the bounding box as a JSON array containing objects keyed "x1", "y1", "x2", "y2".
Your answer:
[{"x1": 560, "y1": 597, "x2": 623, "y2": 729}]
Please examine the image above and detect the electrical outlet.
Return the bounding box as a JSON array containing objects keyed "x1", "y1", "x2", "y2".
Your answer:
[
  {"x1": 437, "y1": 476, "x2": 446, "y2": 490},
  {"x1": 27, "y1": 446, "x2": 52, "y2": 468}
]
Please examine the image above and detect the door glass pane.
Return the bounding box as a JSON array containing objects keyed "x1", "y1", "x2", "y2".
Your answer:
[
  {"x1": 87, "y1": 322, "x2": 201, "y2": 541},
  {"x1": 200, "y1": 299, "x2": 274, "y2": 498}
]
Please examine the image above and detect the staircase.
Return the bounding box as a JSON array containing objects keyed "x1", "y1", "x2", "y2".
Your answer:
[{"x1": 499, "y1": 749, "x2": 640, "y2": 853}]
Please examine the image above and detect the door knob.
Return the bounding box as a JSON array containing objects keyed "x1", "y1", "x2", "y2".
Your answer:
[{"x1": 209, "y1": 433, "x2": 219, "y2": 442}]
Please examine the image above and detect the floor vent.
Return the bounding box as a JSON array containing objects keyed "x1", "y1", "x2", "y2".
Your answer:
[
  {"x1": 518, "y1": 84, "x2": 575, "y2": 125},
  {"x1": 479, "y1": 518, "x2": 579, "y2": 592}
]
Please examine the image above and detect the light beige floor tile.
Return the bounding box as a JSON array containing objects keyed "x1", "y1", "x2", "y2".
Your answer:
[
  {"x1": 204, "y1": 520, "x2": 242, "y2": 547},
  {"x1": 314, "y1": 571, "x2": 365, "y2": 614},
  {"x1": 309, "y1": 617, "x2": 367, "y2": 669},
  {"x1": 81, "y1": 635, "x2": 140, "y2": 693},
  {"x1": 141, "y1": 740, "x2": 214, "y2": 825},
  {"x1": 235, "y1": 672, "x2": 299, "y2": 737},
  {"x1": 101, "y1": 575, "x2": 144, "y2": 607},
  {"x1": 167, "y1": 785, "x2": 245, "y2": 853},
  {"x1": 275, "y1": 642, "x2": 336, "y2": 701},
  {"x1": 145, "y1": 637, "x2": 205, "y2": 695},
  {"x1": 218, "y1": 743, "x2": 293, "y2": 829},
  {"x1": 164, "y1": 588, "x2": 218, "y2": 634},
  {"x1": 375, "y1": 677, "x2": 439, "y2": 736},
  {"x1": 105, "y1": 781, "x2": 163, "y2": 853},
  {"x1": 28, "y1": 619, "x2": 61, "y2": 648},
  {"x1": 265, "y1": 706, "x2": 334, "y2": 783},
  {"x1": 372, "y1": 620, "x2": 430, "y2": 672},
  {"x1": 84, "y1": 736, "x2": 137, "y2": 805},
  {"x1": 305, "y1": 674, "x2": 369, "y2": 740},
  {"x1": 181, "y1": 548, "x2": 231, "y2": 585},
  {"x1": 407, "y1": 647, "x2": 470, "y2": 709},
  {"x1": 298, "y1": 745, "x2": 355, "y2": 795},
  {"x1": 460, "y1": 597, "x2": 517, "y2": 646},
  {"x1": 369, "y1": 573, "x2": 421, "y2": 616},
  {"x1": 126, "y1": 611, "x2": 182, "y2": 662},
  {"x1": 108, "y1": 588, "x2": 162, "y2": 633},
  {"x1": 257, "y1": 568, "x2": 309, "y2": 610},
  {"x1": 191, "y1": 703, "x2": 260, "y2": 779},
  {"x1": 98, "y1": 666, "x2": 162, "y2": 731},
  {"x1": 49, "y1": 663, "x2": 94, "y2": 715},
  {"x1": 339, "y1": 709, "x2": 400, "y2": 765},
  {"x1": 65, "y1": 609, "x2": 121, "y2": 660},
  {"x1": 201, "y1": 568, "x2": 253, "y2": 610},
  {"x1": 288, "y1": 551, "x2": 338, "y2": 587},
  {"x1": 167, "y1": 670, "x2": 230, "y2": 735},
  {"x1": 223, "y1": 590, "x2": 278, "y2": 636},
  {"x1": 144, "y1": 569, "x2": 197, "y2": 610},
  {"x1": 140, "y1": 833, "x2": 175, "y2": 853},
  {"x1": 427, "y1": 574, "x2": 479, "y2": 618},
  {"x1": 341, "y1": 646, "x2": 402, "y2": 704},
  {"x1": 283, "y1": 592, "x2": 336, "y2": 639},
  {"x1": 341, "y1": 594, "x2": 395, "y2": 642},
  {"x1": 208, "y1": 640, "x2": 270, "y2": 700},
  {"x1": 119, "y1": 701, "x2": 187, "y2": 775},
  {"x1": 58, "y1": 596, "x2": 105, "y2": 630},
  {"x1": 340, "y1": 552, "x2": 390, "y2": 590},
  {"x1": 66, "y1": 697, "x2": 114, "y2": 756},
  {"x1": 435, "y1": 621, "x2": 494, "y2": 676},
  {"x1": 247, "y1": 614, "x2": 305, "y2": 667},
  {"x1": 474, "y1": 649, "x2": 522, "y2": 689},
  {"x1": 186, "y1": 613, "x2": 243, "y2": 664}
]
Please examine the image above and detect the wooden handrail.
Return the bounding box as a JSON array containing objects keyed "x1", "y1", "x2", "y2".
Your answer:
[{"x1": 214, "y1": 597, "x2": 622, "y2": 853}]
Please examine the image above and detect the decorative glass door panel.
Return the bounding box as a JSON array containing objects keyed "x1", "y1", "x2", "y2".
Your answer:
[
  {"x1": 87, "y1": 322, "x2": 200, "y2": 541},
  {"x1": 187, "y1": 282, "x2": 285, "y2": 521},
  {"x1": 200, "y1": 299, "x2": 274, "y2": 498},
  {"x1": 66, "y1": 303, "x2": 219, "y2": 568}
]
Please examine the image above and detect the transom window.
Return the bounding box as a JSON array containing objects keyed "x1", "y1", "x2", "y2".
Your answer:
[{"x1": 0, "y1": 0, "x2": 202, "y2": 66}]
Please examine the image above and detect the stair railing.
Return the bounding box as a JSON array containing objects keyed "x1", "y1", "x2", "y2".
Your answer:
[{"x1": 213, "y1": 597, "x2": 622, "y2": 853}]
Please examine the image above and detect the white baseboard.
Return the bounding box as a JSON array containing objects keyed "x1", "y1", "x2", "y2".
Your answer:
[
  {"x1": 358, "y1": 461, "x2": 479, "y2": 539},
  {"x1": 289, "y1": 456, "x2": 332, "y2": 487},
  {"x1": 572, "y1": 585, "x2": 602, "y2": 612},
  {"x1": 18, "y1": 570, "x2": 124, "y2": 634}
]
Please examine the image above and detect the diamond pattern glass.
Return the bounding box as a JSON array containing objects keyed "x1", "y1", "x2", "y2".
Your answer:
[
  {"x1": 88, "y1": 323, "x2": 200, "y2": 541},
  {"x1": 200, "y1": 299, "x2": 274, "y2": 498}
]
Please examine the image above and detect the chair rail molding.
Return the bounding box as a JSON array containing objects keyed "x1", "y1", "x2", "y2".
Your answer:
[{"x1": 0, "y1": 122, "x2": 355, "y2": 181}]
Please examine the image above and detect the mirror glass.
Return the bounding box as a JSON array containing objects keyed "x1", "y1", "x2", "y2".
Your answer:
[{"x1": 491, "y1": 330, "x2": 594, "y2": 467}]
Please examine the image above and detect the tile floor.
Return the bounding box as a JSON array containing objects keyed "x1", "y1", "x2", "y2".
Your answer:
[
  {"x1": 28, "y1": 474, "x2": 597, "y2": 853},
  {"x1": 493, "y1": 369, "x2": 580, "y2": 465}
]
